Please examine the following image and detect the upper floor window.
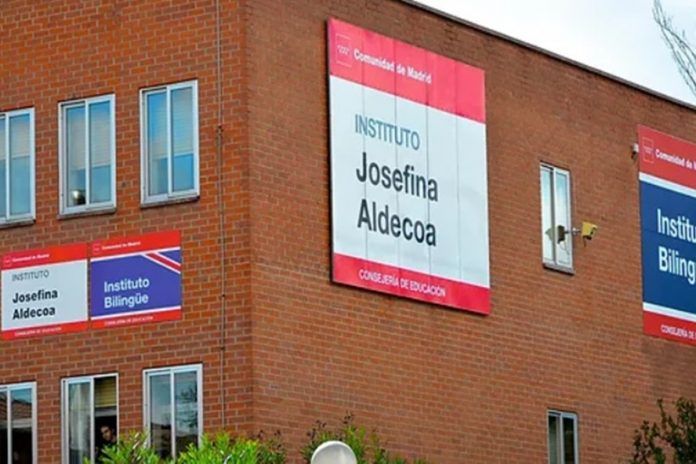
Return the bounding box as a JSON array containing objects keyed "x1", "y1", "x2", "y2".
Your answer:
[
  {"x1": 140, "y1": 81, "x2": 199, "y2": 205},
  {"x1": 0, "y1": 109, "x2": 34, "y2": 223},
  {"x1": 62, "y1": 374, "x2": 118, "y2": 464},
  {"x1": 548, "y1": 410, "x2": 578, "y2": 464},
  {"x1": 59, "y1": 95, "x2": 116, "y2": 214},
  {"x1": 0, "y1": 382, "x2": 36, "y2": 464},
  {"x1": 143, "y1": 364, "x2": 202, "y2": 459},
  {"x1": 541, "y1": 164, "x2": 572, "y2": 269}
]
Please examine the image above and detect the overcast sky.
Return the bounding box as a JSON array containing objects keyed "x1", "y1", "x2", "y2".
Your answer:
[{"x1": 416, "y1": 0, "x2": 696, "y2": 106}]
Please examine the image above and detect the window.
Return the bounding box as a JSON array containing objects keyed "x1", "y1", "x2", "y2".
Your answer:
[
  {"x1": 548, "y1": 410, "x2": 578, "y2": 464},
  {"x1": 140, "y1": 81, "x2": 199, "y2": 204},
  {"x1": 0, "y1": 109, "x2": 34, "y2": 223},
  {"x1": 59, "y1": 95, "x2": 116, "y2": 213},
  {"x1": 61, "y1": 374, "x2": 118, "y2": 464},
  {"x1": 0, "y1": 382, "x2": 36, "y2": 464},
  {"x1": 143, "y1": 364, "x2": 202, "y2": 459},
  {"x1": 540, "y1": 164, "x2": 572, "y2": 269}
]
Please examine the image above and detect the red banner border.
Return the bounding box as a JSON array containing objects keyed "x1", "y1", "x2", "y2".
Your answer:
[{"x1": 332, "y1": 253, "x2": 490, "y2": 314}]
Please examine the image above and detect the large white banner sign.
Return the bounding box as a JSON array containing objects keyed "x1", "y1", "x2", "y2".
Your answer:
[{"x1": 329, "y1": 18, "x2": 490, "y2": 313}]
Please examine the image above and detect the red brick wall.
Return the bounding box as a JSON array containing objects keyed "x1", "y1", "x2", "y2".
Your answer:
[
  {"x1": 3, "y1": 0, "x2": 696, "y2": 462},
  {"x1": 246, "y1": 1, "x2": 696, "y2": 463},
  {"x1": 0, "y1": 1, "x2": 251, "y2": 462}
]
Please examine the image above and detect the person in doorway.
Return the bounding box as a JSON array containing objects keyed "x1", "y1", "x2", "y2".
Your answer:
[
  {"x1": 101, "y1": 425, "x2": 117, "y2": 445},
  {"x1": 97, "y1": 424, "x2": 117, "y2": 458}
]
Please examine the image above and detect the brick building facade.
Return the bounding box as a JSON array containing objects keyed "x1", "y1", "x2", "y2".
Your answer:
[{"x1": 1, "y1": 0, "x2": 695, "y2": 462}]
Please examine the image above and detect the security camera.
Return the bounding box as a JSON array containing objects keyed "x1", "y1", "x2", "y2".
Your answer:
[{"x1": 581, "y1": 222, "x2": 598, "y2": 240}]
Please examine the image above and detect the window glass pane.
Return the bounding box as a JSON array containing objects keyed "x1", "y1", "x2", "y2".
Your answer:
[
  {"x1": 171, "y1": 87, "x2": 194, "y2": 192},
  {"x1": 548, "y1": 414, "x2": 559, "y2": 464},
  {"x1": 0, "y1": 118, "x2": 5, "y2": 159},
  {"x1": 174, "y1": 371, "x2": 198, "y2": 456},
  {"x1": 0, "y1": 391, "x2": 8, "y2": 464},
  {"x1": 149, "y1": 374, "x2": 171, "y2": 459},
  {"x1": 554, "y1": 172, "x2": 571, "y2": 266},
  {"x1": 68, "y1": 382, "x2": 91, "y2": 464},
  {"x1": 94, "y1": 376, "x2": 118, "y2": 458},
  {"x1": 10, "y1": 389, "x2": 32, "y2": 464},
  {"x1": 89, "y1": 101, "x2": 112, "y2": 204},
  {"x1": 0, "y1": 120, "x2": 5, "y2": 218},
  {"x1": 8, "y1": 115, "x2": 29, "y2": 156},
  {"x1": 173, "y1": 154, "x2": 194, "y2": 193},
  {"x1": 91, "y1": 165, "x2": 111, "y2": 205},
  {"x1": 540, "y1": 167, "x2": 554, "y2": 262},
  {"x1": 66, "y1": 106, "x2": 86, "y2": 207},
  {"x1": 147, "y1": 92, "x2": 168, "y2": 196},
  {"x1": 9, "y1": 115, "x2": 30, "y2": 216},
  {"x1": 563, "y1": 417, "x2": 576, "y2": 464},
  {"x1": 171, "y1": 88, "x2": 193, "y2": 156},
  {"x1": 9, "y1": 157, "x2": 29, "y2": 217},
  {"x1": 94, "y1": 377, "x2": 117, "y2": 460}
]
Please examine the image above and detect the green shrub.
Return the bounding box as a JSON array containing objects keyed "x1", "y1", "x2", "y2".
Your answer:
[
  {"x1": 631, "y1": 398, "x2": 696, "y2": 464},
  {"x1": 91, "y1": 418, "x2": 425, "y2": 464},
  {"x1": 254, "y1": 431, "x2": 286, "y2": 464},
  {"x1": 93, "y1": 431, "x2": 285, "y2": 464},
  {"x1": 93, "y1": 432, "x2": 164, "y2": 464},
  {"x1": 178, "y1": 434, "x2": 255, "y2": 464}
]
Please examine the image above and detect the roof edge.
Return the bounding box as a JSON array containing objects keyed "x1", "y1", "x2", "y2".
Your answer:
[{"x1": 401, "y1": 0, "x2": 696, "y2": 112}]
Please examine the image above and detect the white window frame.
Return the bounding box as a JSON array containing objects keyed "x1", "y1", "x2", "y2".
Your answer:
[
  {"x1": 0, "y1": 108, "x2": 36, "y2": 224},
  {"x1": 143, "y1": 363, "x2": 203, "y2": 458},
  {"x1": 548, "y1": 410, "x2": 579, "y2": 464},
  {"x1": 0, "y1": 382, "x2": 37, "y2": 464},
  {"x1": 140, "y1": 80, "x2": 200, "y2": 205},
  {"x1": 541, "y1": 164, "x2": 573, "y2": 269},
  {"x1": 61, "y1": 373, "x2": 119, "y2": 464},
  {"x1": 58, "y1": 94, "x2": 117, "y2": 215}
]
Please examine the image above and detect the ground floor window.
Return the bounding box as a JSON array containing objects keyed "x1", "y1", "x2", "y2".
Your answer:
[
  {"x1": 548, "y1": 410, "x2": 578, "y2": 464},
  {"x1": 0, "y1": 382, "x2": 36, "y2": 464},
  {"x1": 143, "y1": 364, "x2": 202, "y2": 459},
  {"x1": 61, "y1": 374, "x2": 118, "y2": 464}
]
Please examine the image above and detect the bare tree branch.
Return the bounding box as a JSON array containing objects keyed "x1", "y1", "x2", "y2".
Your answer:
[{"x1": 653, "y1": 0, "x2": 696, "y2": 97}]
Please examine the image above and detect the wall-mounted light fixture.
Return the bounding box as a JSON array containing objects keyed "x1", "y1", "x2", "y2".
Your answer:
[{"x1": 311, "y1": 441, "x2": 357, "y2": 464}]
